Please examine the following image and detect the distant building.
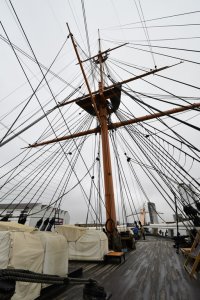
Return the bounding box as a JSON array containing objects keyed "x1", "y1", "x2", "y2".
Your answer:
[
  {"x1": 148, "y1": 202, "x2": 159, "y2": 224},
  {"x1": 0, "y1": 203, "x2": 70, "y2": 227}
]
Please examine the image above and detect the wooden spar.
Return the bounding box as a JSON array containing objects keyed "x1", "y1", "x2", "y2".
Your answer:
[
  {"x1": 80, "y1": 42, "x2": 128, "y2": 63},
  {"x1": 28, "y1": 128, "x2": 99, "y2": 147},
  {"x1": 29, "y1": 101, "x2": 200, "y2": 148},
  {"x1": 58, "y1": 64, "x2": 175, "y2": 108},
  {"x1": 111, "y1": 101, "x2": 200, "y2": 129},
  {"x1": 66, "y1": 24, "x2": 100, "y2": 121}
]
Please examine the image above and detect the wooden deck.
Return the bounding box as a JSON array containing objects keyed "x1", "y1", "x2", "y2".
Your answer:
[{"x1": 38, "y1": 237, "x2": 200, "y2": 300}]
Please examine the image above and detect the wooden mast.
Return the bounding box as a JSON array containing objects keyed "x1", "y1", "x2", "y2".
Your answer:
[
  {"x1": 67, "y1": 24, "x2": 117, "y2": 232},
  {"x1": 97, "y1": 30, "x2": 117, "y2": 232}
]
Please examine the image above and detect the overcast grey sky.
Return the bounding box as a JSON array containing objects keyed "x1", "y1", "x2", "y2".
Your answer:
[{"x1": 0, "y1": 0, "x2": 200, "y2": 224}]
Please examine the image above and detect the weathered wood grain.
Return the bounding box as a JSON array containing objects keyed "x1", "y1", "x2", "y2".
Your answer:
[{"x1": 38, "y1": 237, "x2": 200, "y2": 300}]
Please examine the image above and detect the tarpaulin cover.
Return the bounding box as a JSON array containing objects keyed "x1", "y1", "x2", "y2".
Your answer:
[
  {"x1": 55, "y1": 224, "x2": 87, "y2": 242},
  {"x1": 0, "y1": 221, "x2": 36, "y2": 232},
  {"x1": 10, "y1": 232, "x2": 44, "y2": 300},
  {"x1": 0, "y1": 226, "x2": 69, "y2": 300},
  {"x1": 33, "y1": 231, "x2": 68, "y2": 276},
  {"x1": 68, "y1": 229, "x2": 108, "y2": 261},
  {"x1": 0, "y1": 231, "x2": 10, "y2": 269}
]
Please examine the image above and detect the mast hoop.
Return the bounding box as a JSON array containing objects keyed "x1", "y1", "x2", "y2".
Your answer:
[{"x1": 105, "y1": 218, "x2": 115, "y2": 233}]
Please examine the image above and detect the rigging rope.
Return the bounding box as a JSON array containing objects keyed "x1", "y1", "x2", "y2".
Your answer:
[
  {"x1": 134, "y1": 0, "x2": 156, "y2": 67},
  {"x1": 101, "y1": 10, "x2": 200, "y2": 29}
]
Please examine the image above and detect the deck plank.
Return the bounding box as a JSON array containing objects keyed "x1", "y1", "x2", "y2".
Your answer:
[{"x1": 39, "y1": 237, "x2": 200, "y2": 300}]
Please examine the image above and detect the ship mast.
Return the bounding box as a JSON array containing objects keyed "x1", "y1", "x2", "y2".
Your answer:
[
  {"x1": 96, "y1": 30, "x2": 117, "y2": 232},
  {"x1": 66, "y1": 25, "x2": 117, "y2": 233},
  {"x1": 28, "y1": 27, "x2": 198, "y2": 236}
]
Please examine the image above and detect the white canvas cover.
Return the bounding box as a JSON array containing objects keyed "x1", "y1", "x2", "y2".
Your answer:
[
  {"x1": 0, "y1": 231, "x2": 44, "y2": 300},
  {"x1": 33, "y1": 231, "x2": 68, "y2": 276},
  {"x1": 0, "y1": 221, "x2": 35, "y2": 232},
  {"x1": 68, "y1": 229, "x2": 108, "y2": 261},
  {"x1": 0, "y1": 231, "x2": 11, "y2": 269},
  {"x1": 0, "y1": 229, "x2": 70, "y2": 300},
  {"x1": 55, "y1": 224, "x2": 87, "y2": 242}
]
